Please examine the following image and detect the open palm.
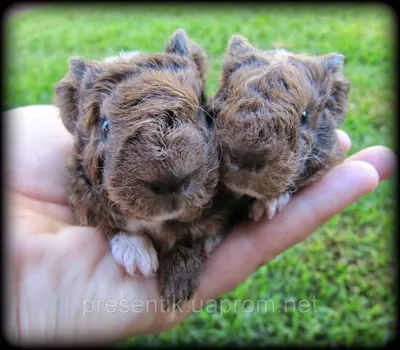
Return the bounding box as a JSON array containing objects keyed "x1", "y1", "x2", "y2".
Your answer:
[{"x1": 5, "y1": 105, "x2": 395, "y2": 346}]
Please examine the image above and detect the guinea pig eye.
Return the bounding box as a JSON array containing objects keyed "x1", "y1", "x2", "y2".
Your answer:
[
  {"x1": 181, "y1": 178, "x2": 191, "y2": 191},
  {"x1": 301, "y1": 110, "x2": 308, "y2": 126},
  {"x1": 101, "y1": 119, "x2": 110, "y2": 141}
]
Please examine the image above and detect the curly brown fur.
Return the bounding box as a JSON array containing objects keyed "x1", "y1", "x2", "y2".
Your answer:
[
  {"x1": 54, "y1": 29, "x2": 221, "y2": 305},
  {"x1": 158, "y1": 235, "x2": 204, "y2": 310},
  {"x1": 208, "y1": 35, "x2": 350, "y2": 219},
  {"x1": 158, "y1": 184, "x2": 253, "y2": 308}
]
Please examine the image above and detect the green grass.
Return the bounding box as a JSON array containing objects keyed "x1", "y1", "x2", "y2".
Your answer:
[{"x1": 5, "y1": 3, "x2": 396, "y2": 346}]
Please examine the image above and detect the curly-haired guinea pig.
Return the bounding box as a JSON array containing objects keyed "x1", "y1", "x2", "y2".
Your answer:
[
  {"x1": 54, "y1": 29, "x2": 220, "y2": 307},
  {"x1": 208, "y1": 35, "x2": 350, "y2": 222}
]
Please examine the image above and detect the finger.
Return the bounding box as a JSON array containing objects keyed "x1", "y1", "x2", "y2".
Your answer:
[
  {"x1": 161, "y1": 145, "x2": 396, "y2": 325},
  {"x1": 5, "y1": 105, "x2": 73, "y2": 205},
  {"x1": 198, "y1": 145, "x2": 396, "y2": 303},
  {"x1": 345, "y1": 145, "x2": 397, "y2": 181},
  {"x1": 336, "y1": 129, "x2": 351, "y2": 152},
  {"x1": 197, "y1": 160, "x2": 382, "y2": 303}
]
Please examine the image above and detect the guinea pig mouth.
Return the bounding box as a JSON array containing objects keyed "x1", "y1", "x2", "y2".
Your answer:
[
  {"x1": 223, "y1": 161, "x2": 297, "y2": 200},
  {"x1": 150, "y1": 207, "x2": 185, "y2": 222},
  {"x1": 225, "y1": 181, "x2": 264, "y2": 200},
  {"x1": 150, "y1": 202, "x2": 202, "y2": 223},
  {"x1": 222, "y1": 171, "x2": 264, "y2": 199}
]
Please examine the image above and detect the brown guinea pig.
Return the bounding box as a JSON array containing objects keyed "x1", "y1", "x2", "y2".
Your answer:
[
  {"x1": 208, "y1": 35, "x2": 350, "y2": 222},
  {"x1": 54, "y1": 29, "x2": 220, "y2": 308}
]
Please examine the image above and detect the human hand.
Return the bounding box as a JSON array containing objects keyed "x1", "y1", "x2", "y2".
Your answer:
[{"x1": 4, "y1": 105, "x2": 396, "y2": 346}]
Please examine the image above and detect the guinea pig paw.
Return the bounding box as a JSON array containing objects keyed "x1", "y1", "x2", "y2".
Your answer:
[
  {"x1": 159, "y1": 250, "x2": 201, "y2": 311},
  {"x1": 264, "y1": 192, "x2": 292, "y2": 220},
  {"x1": 203, "y1": 235, "x2": 223, "y2": 258},
  {"x1": 160, "y1": 281, "x2": 196, "y2": 312},
  {"x1": 250, "y1": 200, "x2": 266, "y2": 222},
  {"x1": 110, "y1": 232, "x2": 159, "y2": 278},
  {"x1": 265, "y1": 198, "x2": 279, "y2": 220},
  {"x1": 277, "y1": 192, "x2": 292, "y2": 212}
]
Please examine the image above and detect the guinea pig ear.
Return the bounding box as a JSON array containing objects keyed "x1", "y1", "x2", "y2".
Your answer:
[
  {"x1": 322, "y1": 54, "x2": 350, "y2": 127},
  {"x1": 165, "y1": 29, "x2": 191, "y2": 56},
  {"x1": 54, "y1": 57, "x2": 90, "y2": 134},
  {"x1": 165, "y1": 28, "x2": 207, "y2": 79},
  {"x1": 322, "y1": 53, "x2": 345, "y2": 73},
  {"x1": 69, "y1": 57, "x2": 88, "y2": 81},
  {"x1": 222, "y1": 35, "x2": 265, "y2": 76},
  {"x1": 227, "y1": 35, "x2": 255, "y2": 57},
  {"x1": 216, "y1": 36, "x2": 264, "y2": 94}
]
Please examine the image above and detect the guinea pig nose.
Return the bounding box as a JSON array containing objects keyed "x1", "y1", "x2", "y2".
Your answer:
[
  {"x1": 149, "y1": 177, "x2": 191, "y2": 195},
  {"x1": 229, "y1": 151, "x2": 266, "y2": 173}
]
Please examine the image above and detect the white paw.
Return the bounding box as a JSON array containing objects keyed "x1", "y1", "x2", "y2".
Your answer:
[
  {"x1": 250, "y1": 192, "x2": 292, "y2": 222},
  {"x1": 110, "y1": 232, "x2": 158, "y2": 278}
]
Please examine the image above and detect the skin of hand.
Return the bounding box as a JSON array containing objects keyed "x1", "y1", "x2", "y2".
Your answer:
[{"x1": 4, "y1": 105, "x2": 396, "y2": 346}]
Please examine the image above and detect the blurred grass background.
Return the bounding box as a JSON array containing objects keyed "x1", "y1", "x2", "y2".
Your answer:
[{"x1": 4, "y1": 3, "x2": 396, "y2": 346}]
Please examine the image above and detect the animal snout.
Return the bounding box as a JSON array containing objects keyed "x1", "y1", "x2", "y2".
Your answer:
[
  {"x1": 149, "y1": 176, "x2": 191, "y2": 196},
  {"x1": 228, "y1": 151, "x2": 266, "y2": 173}
]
